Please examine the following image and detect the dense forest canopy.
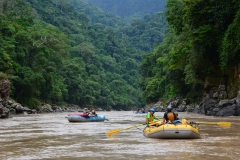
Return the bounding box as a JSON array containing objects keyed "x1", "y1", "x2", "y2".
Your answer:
[
  {"x1": 0, "y1": 0, "x2": 167, "y2": 110},
  {"x1": 83, "y1": 0, "x2": 167, "y2": 20},
  {"x1": 140, "y1": 0, "x2": 240, "y2": 103},
  {"x1": 68, "y1": 0, "x2": 126, "y2": 28},
  {"x1": 2, "y1": 0, "x2": 240, "y2": 111}
]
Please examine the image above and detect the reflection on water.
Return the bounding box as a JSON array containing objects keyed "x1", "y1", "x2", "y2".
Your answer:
[{"x1": 0, "y1": 111, "x2": 239, "y2": 160}]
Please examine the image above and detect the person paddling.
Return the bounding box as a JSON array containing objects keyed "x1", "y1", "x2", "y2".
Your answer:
[
  {"x1": 162, "y1": 103, "x2": 178, "y2": 124},
  {"x1": 88, "y1": 109, "x2": 98, "y2": 117},
  {"x1": 82, "y1": 108, "x2": 90, "y2": 114},
  {"x1": 146, "y1": 108, "x2": 158, "y2": 126}
]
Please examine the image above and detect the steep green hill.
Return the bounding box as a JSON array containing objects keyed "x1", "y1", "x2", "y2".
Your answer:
[
  {"x1": 0, "y1": 0, "x2": 167, "y2": 110},
  {"x1": 84, "y1": 0, "x2": 166, "y2": 20},
  {"x1": 140, "y1": 0, "x2": 240, "y2": 103},
  {"x1": 69, "y1": 0, "x2": 167, "y2": 52},
  {"x1": 68, "y1": 0, "x2": 126, "y2": 28}
]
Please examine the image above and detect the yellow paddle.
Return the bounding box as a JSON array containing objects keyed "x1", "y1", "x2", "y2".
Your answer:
[
  {"x1": 192, "y1": 121, "x2": 231, "y2": 127},
  {"x1": 107, "y1": 119, "x2": 162, "y2": 136},
  {"x1": 107, "y1": 124, "x2": 144, "y2": 136},
  {"x1": 181, "y1": 118, "x2": 231, "y2": 127}
]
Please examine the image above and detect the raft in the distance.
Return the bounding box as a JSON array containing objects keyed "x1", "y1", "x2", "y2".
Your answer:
[
  {"x1": 67, "y1": 113, "x2": 105, "y2": 122},
  {"x1": 143, "y1": 121, "x2": 200, "y2": 139},
  {"x1": 134, "y1": 111, "x2": 146, "y2": 114}
]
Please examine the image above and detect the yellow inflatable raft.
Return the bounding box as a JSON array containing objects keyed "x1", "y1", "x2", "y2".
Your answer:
[{"x1": 143, "y1": 120, "x2": 200, "y2": 139}]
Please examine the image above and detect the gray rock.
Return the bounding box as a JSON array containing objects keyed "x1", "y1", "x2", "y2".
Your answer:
[
  {"x1": 219, "y1": 99, "x2": 236, "y2": 107},
  {"x1": 10, "y1": 103, "x2": 17, "y2": 108},
  {"x1": 0, "y1": 107, "x2": 9, "y2": 118},
  {"x1": 213, "y1": 92, "x2": 218, "y2": 98},
  {"x1": 176, "y1": 104, "x2": 186, "y2": 112},
  {"x1": 218, "y1": 85, "x2": 226, "y2": 91},
  {"x1": 236, "y1": 104, "x2": 240, "y2": 116},
  {"x1": 215, "y1": 104, "x2": 237, "y2": 117},
  {"x1": 9, "y1": 108, "x2": 16, "y2": 114},
  {"x1": 218, "y1": 91, "x2": 227, "y2": 99},
  {"x1": 212, "y1": 107, "x2": 220, "y2": 112}
]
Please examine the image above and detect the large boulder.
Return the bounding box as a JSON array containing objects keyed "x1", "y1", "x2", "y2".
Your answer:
[
  {"x1": 0, "y1": 76, "x2": 10, "y2": 118},
  {"x1": 38, "y1": 104, "x2": 53, "y2": 113},
  {"x1": 218, "y1": 99, "x2": 236, "y2": 108},
  {"x1": 0, "y1": 77, "x2": 10, "y2": 102},
  {"x1": 175, "y1": 99, "x2": 191, "y2": 112},
  {"x1": 215, "y1": 104, "x2": 237, "y2": 117},
  {"x1": 236, "y1": 104, "x2": 240, "y2": 116}
]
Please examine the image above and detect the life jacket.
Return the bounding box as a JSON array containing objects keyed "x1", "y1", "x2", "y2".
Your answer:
[
  {"x1": 146, "y1": 113, "x2": 155, "y2": 123},
  {"x1": 167, "y1": 112, "x2": 175, "y2": 122}
]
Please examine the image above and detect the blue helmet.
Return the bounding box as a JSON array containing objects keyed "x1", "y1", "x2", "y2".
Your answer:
[{"x1": 149, "y1": 108, "x2": 155, "y2": 112}]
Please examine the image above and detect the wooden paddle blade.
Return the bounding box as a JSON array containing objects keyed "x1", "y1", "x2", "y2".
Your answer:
[{"x1": 107, "y1": 129, "x2": 121, "y2": 135}]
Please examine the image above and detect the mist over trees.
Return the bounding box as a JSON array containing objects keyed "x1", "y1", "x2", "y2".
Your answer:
[{"x1": 84, "y1": 0, "x2": 166, "y2": 20}]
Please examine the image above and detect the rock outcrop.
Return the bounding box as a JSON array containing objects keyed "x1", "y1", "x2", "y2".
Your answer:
[
  {"x1": 146, "y1": 87, "x2": 240, "y2": 117},
  {"x1": 0, "y1": 77, "x2": 11, "y2": 118}
]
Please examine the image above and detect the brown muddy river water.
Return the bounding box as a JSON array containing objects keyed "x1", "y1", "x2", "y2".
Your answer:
[{"x1": 0, "y1": 111, "x2": 239, "y2": 160}]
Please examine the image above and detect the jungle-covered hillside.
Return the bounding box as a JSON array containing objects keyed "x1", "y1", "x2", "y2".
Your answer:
[
  {"x1": 0, "y1": 0, "x2": 166, "y2": 110},
  {"x1": 83, "y1": 0, "x2": 166, "y2": 20},
  {"x1": 1, "y1": 0, "x2": 240, "y2": 111},
  {"x1": 140, "y1": 0, "x2": 240, "y2": 103}
]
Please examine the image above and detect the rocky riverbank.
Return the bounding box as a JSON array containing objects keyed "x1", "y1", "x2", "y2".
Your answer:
[
  {"x1": 144, "y1": 89, "x2": 240, "y2": 117},
  {"x1": 0, "y1": 99, "x2": 105, "y2": 118},
  {"x1": 1, "y1": 74, "x2": 240, "y2": 118},
  {"x1": 0, "y1": 76, "x2": 104, "y2": 118}
]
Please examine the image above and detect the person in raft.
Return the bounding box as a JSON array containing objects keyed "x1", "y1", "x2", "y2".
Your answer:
[
  {"x1": 82, "y1": 108, "x2": 90, "y2": 114},
  {"x1": 162, "y1": 103, "x2": 178, "y2": 124},
  {"x1": 88, "y1": 109, "x2": 98, "y2": 117},
  {"x1": 145, "y1": 108, "x2": 158, "y2": 126},
  {"x1": 175, "y1": 112, "x2": 179, "y2": 120}
]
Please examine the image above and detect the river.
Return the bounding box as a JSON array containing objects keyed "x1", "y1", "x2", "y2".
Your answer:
[{"x1": 0, "y1": 111, "x2": 239, "y2": 160}]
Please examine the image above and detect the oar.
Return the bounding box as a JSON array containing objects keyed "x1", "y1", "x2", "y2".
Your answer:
[
  {"x1": 148, "y1": 120, "x2": 163, "y2": 126},
  {"x1": 107, "y1": 119, "x2": 162, "y2": 136},
  {"x1": 190, "y1": 121, "x2": 231, "y2": 127},
  {"x1": 107, "y1": 124, "x2": 145, "y2": 136}
]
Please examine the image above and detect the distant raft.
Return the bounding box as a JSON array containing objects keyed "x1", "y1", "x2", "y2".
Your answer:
[
  {"x1": 134, "y1": 111, "x2": 146, "y2": 114},
  {"x1": 143, "y1": 120, "x2": 200, "y2": 139},
  {"x1": 67, "y1": 114, "x2": 105, "y2": 122}
]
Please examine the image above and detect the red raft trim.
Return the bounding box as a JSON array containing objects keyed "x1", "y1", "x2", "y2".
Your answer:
[{"x1": 67, "y1": 113, "x2": 89, "y2": 117}]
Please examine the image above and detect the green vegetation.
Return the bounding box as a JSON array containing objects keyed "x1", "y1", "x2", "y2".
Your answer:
[
  {"x1": 141, "y1": 0, "x2": 240, "y2": 103},
  {"x1": 84, "y1": 0, "x2": 166, "y2": 20},
  {"x1": 0, "y1": 0, "x2": 166, "y2": 110},
  {"x1": 4, "y1": 0, "x2": 239, "y2": 109}
]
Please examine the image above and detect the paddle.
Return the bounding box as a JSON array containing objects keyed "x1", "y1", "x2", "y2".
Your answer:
[
  {"x1": 107, "y1": 119, "x2": 162, "y2": 136},
  {"x1": 190, "y1": 121, "x2": 231, "y2": 127}
]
